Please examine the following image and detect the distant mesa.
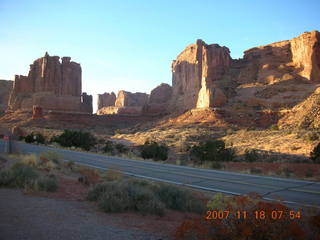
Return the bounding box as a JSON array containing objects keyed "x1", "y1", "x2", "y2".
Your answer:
[
  {"x1": 97, "y1": 83, "x2": 173, "y2": 116},
  {"x1": 7, "y1": 52, "x2": 92, "y2": 114}
]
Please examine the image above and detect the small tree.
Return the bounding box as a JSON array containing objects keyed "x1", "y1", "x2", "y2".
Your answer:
[
  {"x1": 140, "y1": 141, "x2": 169, "y2": 161},
  {"x1": 310, "y1": 143, "x2": 320, "y2": 163},
  {"x1": 190, "y1": 139, "x2": 234, "y2": 163}
]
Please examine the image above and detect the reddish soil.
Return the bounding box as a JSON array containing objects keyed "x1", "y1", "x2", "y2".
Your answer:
[{"x1": 224, "y1": 162, "x2": 320, "y2": 180}]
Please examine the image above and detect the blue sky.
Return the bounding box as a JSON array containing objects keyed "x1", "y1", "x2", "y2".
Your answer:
[{"x1": 0, "y1": 0, "x2": 319, "y2": 112}]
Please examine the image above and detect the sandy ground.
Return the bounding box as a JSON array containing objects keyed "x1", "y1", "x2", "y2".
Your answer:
[{"x1": 0, "y1": 188, "x2": 169, "y2": 240}]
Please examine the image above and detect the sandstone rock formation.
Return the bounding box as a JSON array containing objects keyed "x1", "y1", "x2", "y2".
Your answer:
[
  {"x1": 32, "y1": 105, "x2": 43, "y2": 119},
  {"x1": 97, "y1": 91, "x2": 149, "y2": 115},
  {"x1": 97, "y1": 92, "x2": 116, "y2": 110},
  {"x1": 145, "y1": 83, "x2": 172, "y2": 114},
  {"x1": 170, "y1": 31, "x2": 320, "y2": 118},
  {"x1": 0, "y1": 80, "x2": 13, "y2": 114},
  {"x1": 170, "y1": 39, "x2": 230, "y2": 112},
  {"x1": 8, "y1": 53, "x2": 92, "y2": 113}
]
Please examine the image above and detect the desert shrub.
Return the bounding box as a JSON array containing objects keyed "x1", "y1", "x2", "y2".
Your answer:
[
  {"x1": 244, "y1": 149, "x2": 259, "y2": 162},
  {"x1": 64, "y1": 160, "x2": 75, "y2": 170},
  {"x1": 88, "y1": 179, "x2": 205, "y2": 215},
  {"x1": 40, "y1": 151, "x2": 62, "y2": 165},
  {"x1": 310, "y1": 143, "x2": 320, "y2": 163},
  {"x1": 87, "y1": 182, "x2": 116, "y2": 201},
  {"x1": 10, "y1": 165, "x2": 39, "y2": 188},
  {"x1": 140, "y1": 141, "x2": 169, "y2": 161},
  {"x1": 37, "y1": 175, "x2": 58, "y2": 192},
  {"x1": 153, "y1": 184, "x2": 205, "y2": 214},
  {"x1": 175, "y1": 194, "x2": 307, "y2": 240},
  {"x1": 104, "y1": 168, "x2": 123, "y2": 181},
  {"x1": 303, "y1": 131, "x2": 320, "y2": 142},
  {"x1": 190, "y1": 139, "x2": 235, "y2": 163},
  {"x1": 0, "y1": 170, "x2": 14, "y2": 187},
  {"x1": 25, "y1": 132, "x2": 46, "y2": 144},
  {"x1": 102, "y1": 140, "x2": 114, "y2": 153},
  {"x1": 250, "y1": 167, "x2": 263, "y2": 174},
  {"x1": 52, "y1": 130, "x2": 97, "y2": 151},
  {"x1": 270, "y1": 124, "x2": 279, "y2": 131},
  {"x1": 211, "y1": 161, "x2": 224, "y2": 169},
  {"x1": 127, "y1": 184, "x2": 165, "y2": 216},
  {"x1": 305, "y1": 168, "x2": 314, "y2": 178},
  {"x1": 115, "y1": 143, "x2": 129, "y2": 153},
  {"x1": 89, "y1": 180, "x2": 165, "y2": 215},
  {"x1": 20, "y1": 154, "x2": 38, "y2": 167},
  {"x1": 78, "y1": 167, "x2": 100, "y2": 185},
  {"x1": 207, "y1": 193, "x2": 230, "y2": 210},
  {"x1": 98, "y1": 188, "x2": 131, "y2": 213}
]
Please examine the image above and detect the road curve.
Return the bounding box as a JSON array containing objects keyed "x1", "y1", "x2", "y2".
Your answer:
[{"x1": 1, "y1": 140, "x2": 319, "y2": 208}]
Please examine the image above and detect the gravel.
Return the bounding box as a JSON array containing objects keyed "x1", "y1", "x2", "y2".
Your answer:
[{"x1": 0, "y1": 189, "x2": 167, "y2": 240}]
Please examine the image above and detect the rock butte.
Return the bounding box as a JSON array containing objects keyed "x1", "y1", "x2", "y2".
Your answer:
[{"x1": 8, "y1": 52, "x2": 92, "y2": 114}]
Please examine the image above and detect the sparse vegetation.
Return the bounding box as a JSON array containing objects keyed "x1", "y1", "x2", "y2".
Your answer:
[
  {"x1": 0, "y1": 155, "x2": 59, "y2": 192},
  {"x1": 37, "y1": 175, "x2": 58, "y2": 192},
  {"x1": 51, "y1": 130, "x2": 97, "y2": 151},
  {"x1": 87, "y1": 179, "x2": 206, "y2": 216},
  {"x1": 140, "y1": 141, "x2": 169, "y2": 161}
]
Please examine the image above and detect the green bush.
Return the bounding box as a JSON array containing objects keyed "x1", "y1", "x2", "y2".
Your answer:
[
  {"x1": 103, "y1": 140, "x2": 114, "y2": 153},
  {"x1": 87, "y1": 182, "x2": 117, "y2": 201},
  {"x1": 115, "y1": 143, "x2": 129, "y2": 153},
  {"x1": 11, "y1": 165, "x2": 39, "y2": 188},
  {"x1": 190, "y1": 140, "x2": 235, "y2": 163},
  {"x1": 244, "y1": 149, "x2": 259, "y2": 162},
  {"x1": 269, "y1": 124, "x2": 279, "y2": 131},
  {"x1": 52, "y1": 130, "x2": 97, "y2": 151},
  {"x1": 140, "y1": 141, "x2": 169, "y2": 161},
  {"x1": 0, "y1": 170, "x2": 14, "y2": 187},
  {"x1": 25, "y1": 133, "x2": 46, "y2": 144},
  {"x1": 87, "y1": 179, "x2": 205, "y2": 215},
  {"x1": 310, "y1": 143, "x2": 320, "y2": 163},
  {"x1": 153, "y1": 183, "x2": 205, "y2": 214},
  {"x1": 128, "y1": 185, "x2": 165, "y2": 216},
  {"x1": 37, "y1": 176, "x2": 58, "y2": 192}
]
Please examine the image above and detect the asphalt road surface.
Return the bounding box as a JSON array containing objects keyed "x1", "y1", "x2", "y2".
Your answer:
[{"x1": 1, "y1": 140, "x2": 319, "y2": 208}]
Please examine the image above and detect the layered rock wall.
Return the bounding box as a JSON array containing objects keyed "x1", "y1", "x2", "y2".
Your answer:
[
  {"x1": 170, "y1": 39, "x2": 230, "y2": 111},
  {"x1": 8, "y1": 53, "x2": 92, "y2": 113},
  {"x1": 97, "y1": 92, "x2": 116, "y2": 110}
]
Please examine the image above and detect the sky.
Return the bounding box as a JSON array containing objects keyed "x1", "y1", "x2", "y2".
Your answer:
[{"x1": 0, "y1": 0, "x2": 319, "y2": 112}]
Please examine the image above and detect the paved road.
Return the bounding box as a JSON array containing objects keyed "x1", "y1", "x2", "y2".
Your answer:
[{"x1": 1, "y1": 140, "x2": 319, "y2": 208}]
